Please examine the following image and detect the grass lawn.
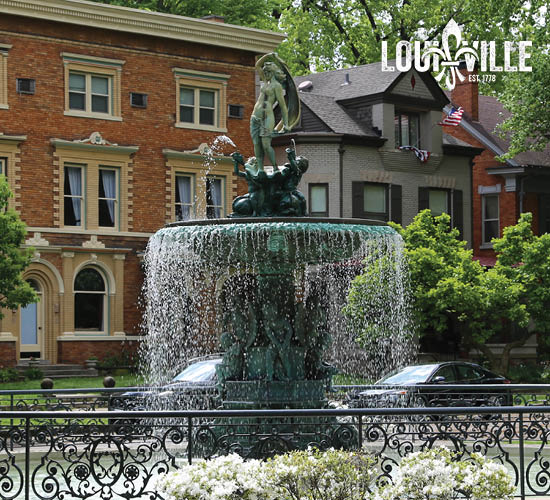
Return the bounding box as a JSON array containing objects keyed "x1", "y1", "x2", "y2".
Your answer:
[
  {"x1": 333, "y1": 374, "x2": 371, "y2": 385},
  {"x1": 0, "y1": 373, "x2": 143, "y2": 392}
]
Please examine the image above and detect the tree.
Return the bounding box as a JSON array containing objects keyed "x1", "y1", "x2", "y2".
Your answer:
[
  {"x1": 91, "y1": 0, "x2": 544, "y2": 80},
  {"x1": 345, "y1": 210, "x2": 529, "y2": 374},
  {"x1": 88, "y1": 0, "x2": 280, "y2": 30},
  {"x1": 492, "y1": 213, "x2": 550, "y2": 355},
  {"x1": 498, "y1": 15, "x2": 550, "y2": 158},
  {"x1": 0, "y1": 176, "x2": 37, "y2": 318}
]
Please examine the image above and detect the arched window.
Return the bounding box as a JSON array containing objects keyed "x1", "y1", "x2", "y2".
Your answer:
[{"x1": 74, "y1": 268, "x2": 106, "y2": 332}]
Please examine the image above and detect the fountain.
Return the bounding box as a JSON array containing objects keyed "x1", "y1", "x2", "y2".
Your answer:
[{"x1": 140, "y1": 53, "x2": 412, "y2": 456}]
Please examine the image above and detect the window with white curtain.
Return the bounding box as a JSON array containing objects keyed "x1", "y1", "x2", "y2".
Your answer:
[
  {"x1": 175, "y1": 174, "x2": 194, "y2": 221},
  {"x1": 0, "y1": 158, "x2": 6, "y2": 177},
  {"x1": 64, "y1": 165, "x2": 84, "y2": 226},
  {"x1": 98, "y1": 168, "x2": 118, "y2": 227},
  {"x1": 206, "y1": 176, "x2": 224, "y2": 219}
]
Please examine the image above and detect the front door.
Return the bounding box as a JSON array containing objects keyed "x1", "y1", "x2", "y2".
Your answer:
[{"x1": 20, "y1": 279, "x2": 43, "y2": 359}]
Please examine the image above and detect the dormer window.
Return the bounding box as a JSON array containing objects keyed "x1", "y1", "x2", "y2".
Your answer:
[{"x1": 395, "y1": 112, "x2": 420, "y2": 147}]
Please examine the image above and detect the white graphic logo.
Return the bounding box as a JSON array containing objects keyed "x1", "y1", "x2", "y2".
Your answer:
[{"x1": 381, "y1": 19, "x2": 532, "y2": 89}]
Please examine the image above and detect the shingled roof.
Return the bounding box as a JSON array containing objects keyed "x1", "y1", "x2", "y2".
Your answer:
[
  {"x1": 295, "y1": 62, "x2": 399, "y2": 101},
  {"x1": 445, "y1": 91, "x2": 550, "y2": 167}
]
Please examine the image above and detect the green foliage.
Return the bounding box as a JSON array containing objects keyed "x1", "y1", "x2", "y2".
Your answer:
[
  {"x1": 88, "y1": 0, "x2": 279, "y2": 30},
  {"x1": 97, "y1": 350, "x2": 137, "y2": 371},
  {"x1": 265, "y1": 449, "x2": 377, "y2": 500},
  {"x1": 346, "y1": 210, "x2": 544, "y2": 372},
  {"x1": 0, "y1": 367, "x2": 19, "y2": 383},
  {"x1": 387, "y1": 210, "x2": 528, "y2": 347},
  {"x1": 89, "y1": 0, "x2": 542, "y2": 84},
  {"x1": 0, "y1": 176, "x2": 37, "y2": 318},
  {"x1": 493, "y1": 213, "x2": 550, "y2": 335},
  {"x1": 24, "y1": 367, "x2": 43, "y2": 381},
  {"x1": 498, "y1": 9, "x2": 550, "y2": 157},
  {"x1": 506, "y1": 363, "x2": 543, "y2": 383}
]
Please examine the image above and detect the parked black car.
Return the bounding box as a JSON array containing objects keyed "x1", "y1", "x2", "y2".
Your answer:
[
  {"x1": 347, "y1": 362, "x2": 511, "y2": 408},
  {"x1": 109, "y1": 356, "x2": 222, "y2": 412}
]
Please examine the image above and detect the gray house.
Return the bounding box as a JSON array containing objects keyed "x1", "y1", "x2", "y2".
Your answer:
[{"x1": 273, "y1": 63, "x2": 482, "y2": 244}]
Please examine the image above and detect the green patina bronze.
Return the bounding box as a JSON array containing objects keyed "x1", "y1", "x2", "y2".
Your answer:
[{"x1": 162, "y1": 53, "x2": 399, "y2": 454}]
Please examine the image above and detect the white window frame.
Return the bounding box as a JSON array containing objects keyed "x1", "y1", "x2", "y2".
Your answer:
[
  {"x1": 482, "y1": 194, "x2": 500, "y2": 246},
  {"x1": 175, "y1": 173, "x2": 195, "y2": 221},
  {"x1": 206, "y1": 175, "x2": 225, "y2": 219},
  {"x1": 69, "y1": 72, "x2": 112, "y2": 115},
  {"x1": 173, "y1": 68, "x2": 229, "y2": 132},
  {"x1": 63, "y1": 164, "x2": 85, "y2": 227},
  {"x1": 98, "y1": 167, "x2": 119, "y2": 229},
  {"x1": 62, "y1": 52, "x2": 124, "y2": 121},
  {"x1": 180, "y1": 87, "x2": 218, "y2": 127},
  {"x1": 428, "y1": 188, "x2": 450, "y2": 217},
  {"x1": 73, "y1": 267, "x2": 107, "y2": 334}
]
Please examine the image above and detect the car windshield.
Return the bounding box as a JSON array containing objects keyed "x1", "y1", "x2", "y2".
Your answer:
[
  {"x1": 172, "y1": 360, "x2": 221, "y2": 383},
  {"x1": 376, "y1": 365, "x2": 437, "y2": 385}
]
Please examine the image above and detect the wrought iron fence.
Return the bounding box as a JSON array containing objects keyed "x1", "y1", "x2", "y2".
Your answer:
[
  {"x1": 2, "y1": 383, "x2": 550, "y2": 414},
  {"x1": 1, "y1": 406, "x2": 550, "y2": 500}
]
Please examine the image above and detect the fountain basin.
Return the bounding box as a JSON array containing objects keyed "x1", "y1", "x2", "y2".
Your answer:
[{"x1": 159, "y1": 217, "x2": 396, "y2": 266}]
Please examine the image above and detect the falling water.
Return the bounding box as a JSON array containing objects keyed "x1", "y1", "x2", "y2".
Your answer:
[{"x1": 139, "y1": 220, "x2": 415, "y2": 401}]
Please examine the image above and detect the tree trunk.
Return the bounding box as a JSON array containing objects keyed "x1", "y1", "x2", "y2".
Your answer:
[{"x1": 473, "y1": 330, "x2": 533, "y2": 375}]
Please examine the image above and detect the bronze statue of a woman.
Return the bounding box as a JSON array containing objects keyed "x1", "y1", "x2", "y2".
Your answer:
[{"x1": 250, "y1": 53, "x2": 300, "y2": 172}]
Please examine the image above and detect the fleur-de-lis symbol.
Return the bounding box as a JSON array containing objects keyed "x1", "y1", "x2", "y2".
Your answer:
[{"x1": 423, "y1": 19, "x2": 479, "y2": 89}]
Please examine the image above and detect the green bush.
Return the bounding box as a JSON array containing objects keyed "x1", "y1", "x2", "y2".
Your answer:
[
  {"x1": 0, "y1": 367, "x2": 19, "y2": 383},
  {"x1": 24, "y1": 366, "x2": 43, "y2": 380},
  {"x1": 506, "y1": 363, "x2": 543, "y2": 383}
]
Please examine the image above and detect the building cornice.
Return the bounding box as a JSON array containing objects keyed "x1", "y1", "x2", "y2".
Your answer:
[
  {"x1": 0, "y1": 133, "x2": 26, "y2": 144},
  {"x1": 51, "y1": 137, "x2": 138, "y2": 154},
  {"x1": 0, "y1": 0, "x2": 284, "y2": 54}
]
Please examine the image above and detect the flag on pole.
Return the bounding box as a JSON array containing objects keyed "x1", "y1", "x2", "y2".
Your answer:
[
  {"x1": 438, "y1": 106, "x2": 464, "y2": 126},
  {"x1": 399, "y1": 145, "x2": 431, "y2": 163}
]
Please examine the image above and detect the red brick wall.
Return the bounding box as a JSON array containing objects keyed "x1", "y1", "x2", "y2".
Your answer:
[
  {"x1": 451, "y1": 67, "x2": 479, "y2": 121},
  {"x1": 444, "y1": 118, "x2": 519, "y2": 258},
  {"x1": 58, "y1": 339, "x2": 141, "y2": 365},
  {"x1": 0, "y1": 13, "x2": 257, "y2": 233},
  {"x1": 0, "y1": 342, "x2": 17, "y2": 368},
  {"x1": 1, "y1": 13, "x2": 262, "y2": 349}
]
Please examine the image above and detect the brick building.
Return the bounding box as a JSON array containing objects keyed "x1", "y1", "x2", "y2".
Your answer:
[
  {"x1": 445, "y1": 64, "x2": 550, "y2": 265},
  {"x1": 0, "y1": 0, "x2": 282, "y2": 366}
]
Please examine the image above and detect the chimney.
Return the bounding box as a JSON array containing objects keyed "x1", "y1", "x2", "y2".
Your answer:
[
  {"x1": 201, "y1": 15, "x2": 225, "y2": 23},
  {"x1": 451, "y1": 61, "x2": 478, "y2": 121}
]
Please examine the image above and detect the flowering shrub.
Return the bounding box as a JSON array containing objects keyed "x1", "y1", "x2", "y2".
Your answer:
[
  {"x1": 377, "y1": 447, "x2": 515, "y2": 500},
  {"x1": 154, "y1": 454, "x2": 272, "y2": 500},
  {"x1": 154, "y1": 447, "x2": 514, "y2": 500},
  {"x1": 265, "y1": 448, "x2": 377, "y2": 500}
]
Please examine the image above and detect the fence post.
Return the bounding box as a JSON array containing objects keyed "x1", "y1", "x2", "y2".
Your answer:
[
  {"x1": 518, "y1": 412, "x2": 526, "y2": 500},
  {"x1": 10, "y1": 394, "x2": 14, "y2": 451},
  {"x1": 24, "y1": 416, "x2": 30, "y2": 500},
  {"x1": 187, "y1": 417, "x2": 193, "y2": 465},
  {"x1": 358, "y1": 415, "x2": 363, "y2": 449}
]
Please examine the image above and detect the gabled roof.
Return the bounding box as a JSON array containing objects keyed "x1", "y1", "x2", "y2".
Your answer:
[
  {"x1": 299, "y1": 93, "x2": 379, "y2": 137},
  {"x1": 292, "y1": 61, "x2": 451, "y2": 141},
  {"x1": 295, "y1": 63, "x2": 399, "y2": 100}
]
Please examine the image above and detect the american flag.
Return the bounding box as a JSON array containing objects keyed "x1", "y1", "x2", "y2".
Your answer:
[
  {"x1": 399, "y1": 145, "x2": 431, "y2": 163},
  {"x1": 439, "y1": 106, "x2": 464, "y2": 126}
]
